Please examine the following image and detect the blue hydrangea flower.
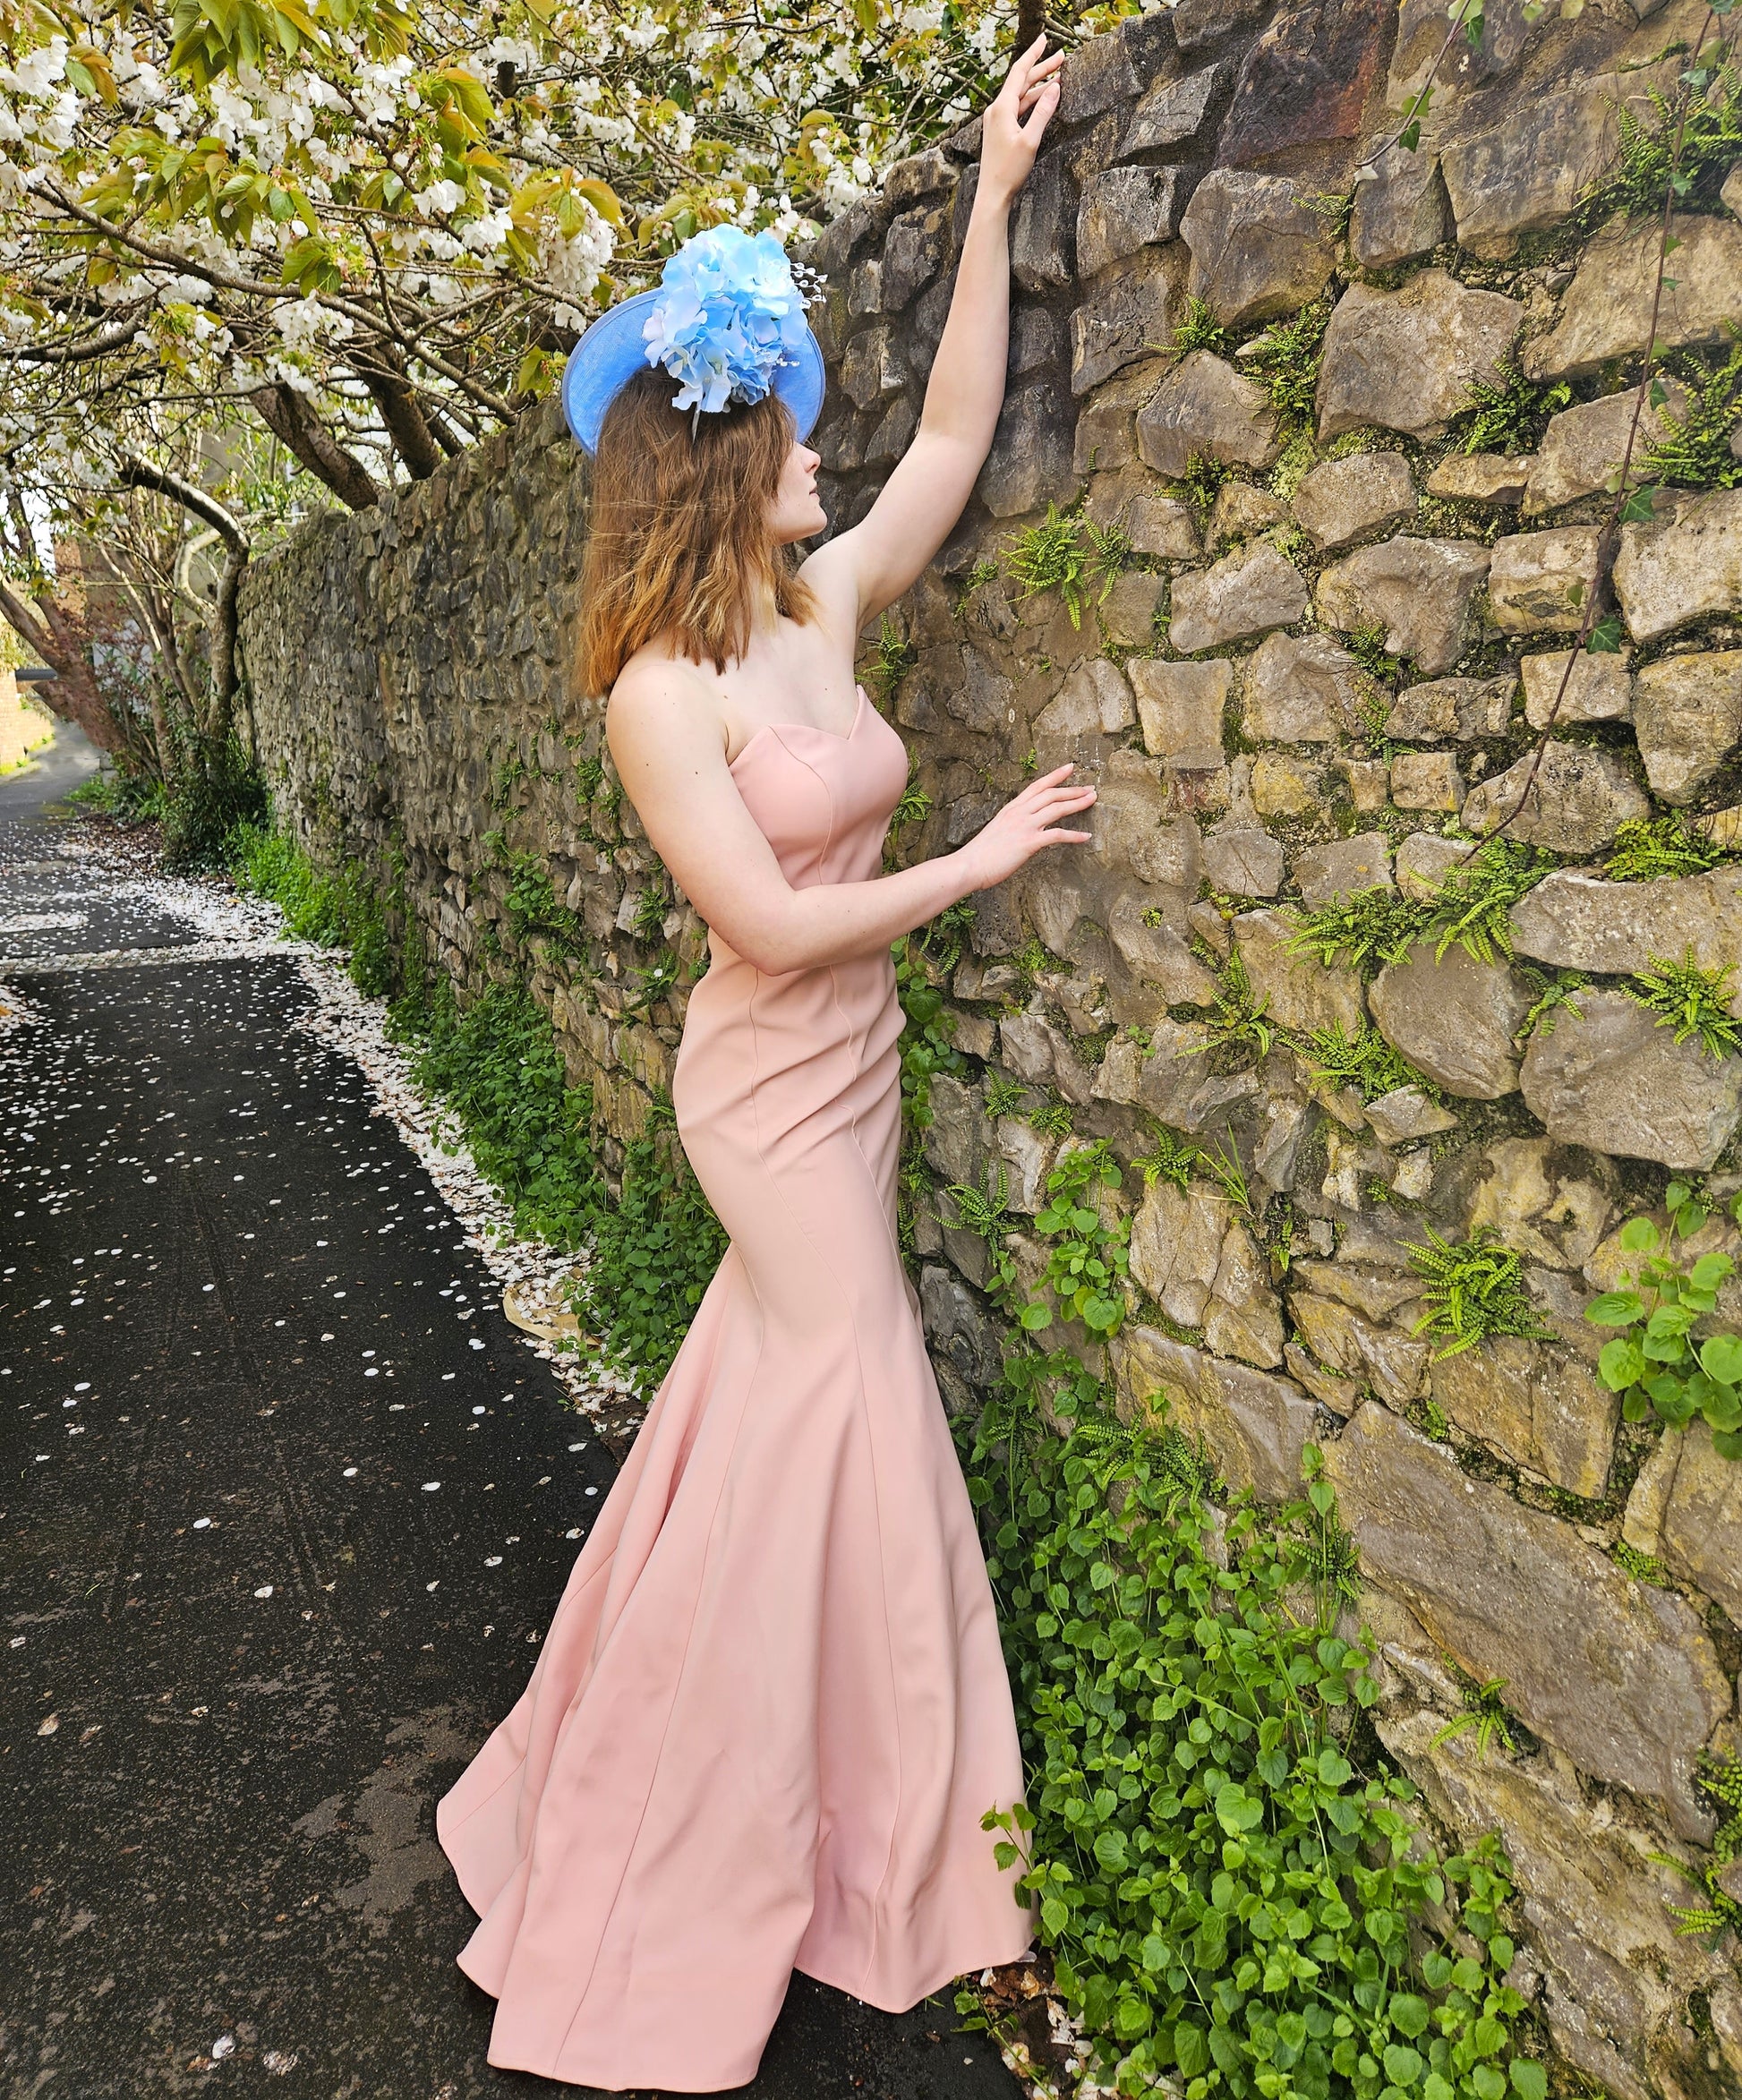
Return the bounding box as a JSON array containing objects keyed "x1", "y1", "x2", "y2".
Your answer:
[{"x1": 641, "y1": 226, "x2": 810, "y2": 416}]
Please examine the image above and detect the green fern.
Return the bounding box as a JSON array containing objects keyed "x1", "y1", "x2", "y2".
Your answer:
[
  {"x1": 1242, "y1": 295, "x2": 1333, "y2": 426},
  {"x1": 1000, "y1": 502, "x2": 1129, "y2": 629},
  {"x1": 1643, "y1": 338, "x2": 1742, "y2": 490},
  {"x1": 1419, "y1": 838, "x2": 1557, "y2": 965},
  {"x1": 1301, "y1": 1020, "x2": 1428, "y2": 1103},
  {"x1": 1453, "y1": 362, "x2": 1572, "y2": 457},
  {"x1": 1605, "y1": 814, "x2": 1729, "y2": 882},
  {"x1": 1285, "y1": 885, "x2": 1427, "y2": 979},
  {"x1": 1627, "y1": 950, "x2": 1742, "y2": 1059},
  {"x1": 984, "y1": 1073, "x2": 1028, "y2": 1120},
  {"x1": 1170, "y1": 295, "x2": 1229, "y2": 357},
  {"x1": 1406, "y1": 1225, "x2": 1554, "y2": 1360}
]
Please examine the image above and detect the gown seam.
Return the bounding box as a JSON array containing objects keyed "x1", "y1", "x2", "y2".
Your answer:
[{"x1": 547, "y1": 1298, "x2": 772, "y2": 2073}]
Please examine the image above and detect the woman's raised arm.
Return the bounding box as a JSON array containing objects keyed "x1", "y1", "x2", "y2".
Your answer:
[{"x1": 800, "y1": 37, "x2": 1063, "y2": 634}]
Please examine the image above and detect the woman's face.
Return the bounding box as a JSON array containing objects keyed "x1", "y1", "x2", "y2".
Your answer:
[{"x1": 768, "y1": 435, "x2": 827, "y2": 545}]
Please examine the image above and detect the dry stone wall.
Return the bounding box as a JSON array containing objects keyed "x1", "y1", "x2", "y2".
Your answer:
[{"x1": 240, "y1": 3, "x2": 1742, "y2": 2089}]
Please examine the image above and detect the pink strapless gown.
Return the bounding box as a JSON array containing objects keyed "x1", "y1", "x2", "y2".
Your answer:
[{"x1": 435, "y1": 682, "x2": 1036, "y2": 2091}]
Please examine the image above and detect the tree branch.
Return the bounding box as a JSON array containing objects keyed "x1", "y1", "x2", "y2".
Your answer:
[{"x1": 245, "y1": 381, "x2": 384, "y2": 510}]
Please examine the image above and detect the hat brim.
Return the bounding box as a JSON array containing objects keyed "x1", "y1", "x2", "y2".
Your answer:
[{"x1": 560, "y1": 287, "x2": 827, "y2": 456}]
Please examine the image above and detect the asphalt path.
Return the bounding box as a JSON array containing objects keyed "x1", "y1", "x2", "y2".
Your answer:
[{"x1": 0, "y1": 821, "x2": 1026, "y2": 2100}]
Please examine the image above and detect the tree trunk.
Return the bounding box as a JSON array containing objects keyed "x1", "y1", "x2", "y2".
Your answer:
[
  {"x1": 0, "y1": 578, "x2": 143, "y2": 765},
  {"x1": 351, "y1": 343, "x2": 445, "y2": 479},
  {"x1": 246, "y1": 382, "x2": 383, "y2": 510}
]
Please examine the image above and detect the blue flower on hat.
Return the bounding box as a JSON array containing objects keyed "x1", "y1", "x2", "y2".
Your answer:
[{"x1": 641, "y1": 226, "x2": 811, "y2": 417}]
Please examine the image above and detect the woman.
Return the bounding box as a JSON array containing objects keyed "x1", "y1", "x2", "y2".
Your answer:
[{"x1": 437, "y1": 36, "x2": 1097, "y2": 2092}]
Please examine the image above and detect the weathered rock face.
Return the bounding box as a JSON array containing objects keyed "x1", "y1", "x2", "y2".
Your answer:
[
  {"x1": 1528, "y1": 210, "x2": 1742, "y2": 379},
  {"x1": 1520, "y1": 990, "x2": 1742, "y2": 1170},
  {"x1": 1177, "y1": 170, "x2": 1337, "y2": 328},
  {"x1": 1290, "y1": 450, "x2": 1415, "y2": 551},
  {"x1": 1624, "y1": 1421, "x2": 1742, "y2": 1626},
  {"x1": 1614, "y1": 488, "x2": 1742, "y2": 644},
  {"x1": 1314, "y1": 535, "x2": 1491, "y2": 674},
  {"x1": 1524, "y1": 383, "x2": 1685, "y2": 517},
  {"x1": 1134, "y1": 351, "x2": 1281, "y2": 476},
  {"x1": 1325, "y1": 1404, "x2": 1729, "y2": 1838},
  {"x1": 1510, "y1": 866, "x2": 1742, "y2": 982},
  {"x1": 1315, "y1": 271, "x2": 1524, "y2": 441},
  {"x1": 1461, "y1": 742, "x2": 1650, "y2": 854},
  {"x1": 1168, "y1": 542, "x2": 1308, "y2": 653},
  {"x1": 1369, "y1": 944, "x2": 1531, "y2": 1099},
  {"x1": 1241, "y1": 630, "x2": 1371, "y2": 743},
  {"x1": 240, "y1": 12, "x2": 1742, "y2": 2072}
]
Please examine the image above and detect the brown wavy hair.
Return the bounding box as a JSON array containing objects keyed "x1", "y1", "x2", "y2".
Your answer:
[{"x1": 574, "y1": 365, "x2": 820, "y2": 698}]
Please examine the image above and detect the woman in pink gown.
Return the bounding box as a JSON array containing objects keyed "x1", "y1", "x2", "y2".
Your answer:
[{"x1": 436, "y1": 37, "x2": 1097, "y2": 2093}]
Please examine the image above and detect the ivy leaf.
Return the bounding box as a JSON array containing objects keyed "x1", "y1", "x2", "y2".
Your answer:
[
  {"x1": 1618, "y1": 482, "x2": 1662, "y2": 524},
  {"x1": 1585, "y1": 615, "x2": 1627, "y2": 653}
]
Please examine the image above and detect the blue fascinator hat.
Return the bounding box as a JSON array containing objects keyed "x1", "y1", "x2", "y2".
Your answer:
[{"x1": 560, "y1": 225, "x2": 826, "y2": 456}]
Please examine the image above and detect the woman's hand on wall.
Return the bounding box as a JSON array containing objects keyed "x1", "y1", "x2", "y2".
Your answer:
[
  {"x1": 953, "y1": 763, "x2": 1097, "y2": 892},
  {"x1": 978, "y1": 36, "x2": 1064, "y2": 210}
]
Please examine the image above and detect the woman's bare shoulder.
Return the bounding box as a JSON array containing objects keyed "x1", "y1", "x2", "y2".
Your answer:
[{"x1": 606, "y1": 649, "x2": 722, "y2": 761}]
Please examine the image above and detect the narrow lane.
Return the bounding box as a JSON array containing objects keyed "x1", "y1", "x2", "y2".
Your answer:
[{"x1": 0, "y1": 837, "x2": 1025, "y2": 2100}]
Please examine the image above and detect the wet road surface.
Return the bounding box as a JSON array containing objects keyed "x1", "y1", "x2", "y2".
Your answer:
[{"x1": 0, "y1": 822, "x2": 1025, "y2": 2100}]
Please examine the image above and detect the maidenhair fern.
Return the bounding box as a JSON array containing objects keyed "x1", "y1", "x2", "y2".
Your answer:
[{"x1": 1406, "y1": 1225, "x2": 1553, "y2": 1359}]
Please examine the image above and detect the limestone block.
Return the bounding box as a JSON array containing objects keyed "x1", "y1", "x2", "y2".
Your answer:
[
  {"x1": 1129, "y1": 1179, "x2": 1229, "y2": 1327},
  {"x1": 865, "y1": 394, "x2": 917, "y2": 465},
  {"x1": 1033, "y1": 658, "x2": 1137, "y2": 764},
  {"x1": 1365, "y1": 1084, "x2": 1459, "y2": 1145},
  {"x1": 1131, "y1": 655, "x2": 1231, "y2": 769},
  {"x1": 1623, "y1": 1421, "x2": 1742, "y2": 1622},
  {"x1": 1234, "y1": 906, "x2": 1365, "y2": 1033},
  {"x1": 1461, "y1": 742, "x2": 1649, "y2": 854},
  {"x1": 1203, "y1": 825, "x2": 1284, "y2": 897},
  {"x1": 1524, "y1": 382, "x2": 1686, "y2": 516},
  {"x1": 1241, "y1": 630, "x2": 1373, "y2": 743},
  {"x1": 1396, "y1": 830, "x2": 1469, "y2": 900},
  {"x1": 1177, "y1": 170, "x2": 1338, "y2": 329},
  {"x1": 1508, "y1": 866, "x2": 1742, "y2": 983},
  {"x1": 1070, "y1": 249, "x2": 1187, "y2": 397},
  {"x1": 1135, "y1": 350, "x2": 1282, "y2": 476},
  {"x1": 1462, "y1": 1134, "x2": 1616, "y2": 1271},
  {"x1": 1289, "y1": 1291, "x2": 1430, "y2": 1405},
  {"x1": 1370, "y1": 943, "x2": 1531, "y2": 1097},
  {"x1": 1012, "y1": 149, "x2": 1073, "y2": 295},
  {"x1": 1076, "y1": 166, "x2": 1191, "y2": 277},
  {"x1": 840, "y1": 324, "x2": 904, "y2": 409},
  {"x1": 1121, "y1": 63, "x2": 1222, "y2": 153},
  {"x1": 1389, "y1": 749, "x2": 1465, "y2": 812},
  {"x1": 1432, "y1": 1336, "x2": 1618, "y2": 1497},
  {"x1": 1384, "y1": 674, "x2": 1514, "y2": 742},
  {"x1": 1250, "y1": 753, "x2": 1323, "y2": 816},
  {"x1": 1205, "y1": 481, "x2": 1287, "y2": 551},
  {"x1": 1487, "y1": 526, "x2": 1604, "y2": 634},
  {"x1": 1341, "y1": 756, "x2": 1391, "y2": 810},
  {"x1": 1217, "y1": 0, "x2": 1393, "y2": 166},
  {"x1": 1316, "y1": 271, "x2": 1524, "y2": 442},
  {"x1": 1173, "y1": 0, "x2": 1270, "y2": 50},
  {"x1": 1519, "y1": 647, "x2": 1633, "y2": 728},
  {"x1": 883, "y1": 144, "x2": 956, "y2": 209},
  {"x1": 1291, "y1": 451, "x2": 1415, "y2": 551},
  {"x1": 1615, "y1": 487, "x2": 1742, "y2": 645},
  {"x1": 1528, "y1": 210, "x2": 1742, "y2": 380},
  {"x1": 1439, "y1": 82, "x2": 1624, "y2": 260},
  {"x1": 1204, "y1": 1219, "x2": 1285, "y2": 1368},
  {"x1": 1084, "y1": 481, "x2": 1210, "y2": 562},
  {"x1": 1429, "y1": 464, "x2": 1533, "y2": 517},
  {"x1": 1314, "y1": 534, "x2": 1491, "y2": 674},
  {"x1": 919, "y1": 1263, "x2": 1003, "y2": 1387},
  {"x1": 881, "y1": 201, "x2": 948, "y2": 311},
  {"x1": 1520, "y1": 989, "x2": 1742, "y2": 1170},
  {"x1": 1633, "y1": 647, "x2": 1742, "y2": 803},
  {"x1": 1089, "y1": 572, "x2": 1158, "y2": 651},
  {"x1": 1114, "y1": 1322, "x2": 1319, "y2": 1501},
  {"x1": 1349, "y1": 139, "x2": 1452, "y2": 269},
  {"x1": 1109, "y1": 892, "x2": 1219, "y2": 1004},
  {"x1": 922, "y1": 1071, "x2": 992, "y2": 1186},
  {"x1": 1169, "y1": 543, "x2": 1308, "y2": 652},
  {"x1": 1072, "y1": 358, "x2": 1170, "y2": 475},
  {"x1": 1379, "y1": 1707, "x2": 1742, "y2": 2100},
  {"x1": 1055, "y1": 8, "x2": 1168, "y2": 123},
  {"x1": 1293, "y1": 831, "x2": 1393, "y2": 909},
  {"x1": 976, "y1": 384, "x2": 1079, "y2": 519},
  {"x1": 1325, "y1": 1402, "x2": 1730, "y2": 1838}
]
